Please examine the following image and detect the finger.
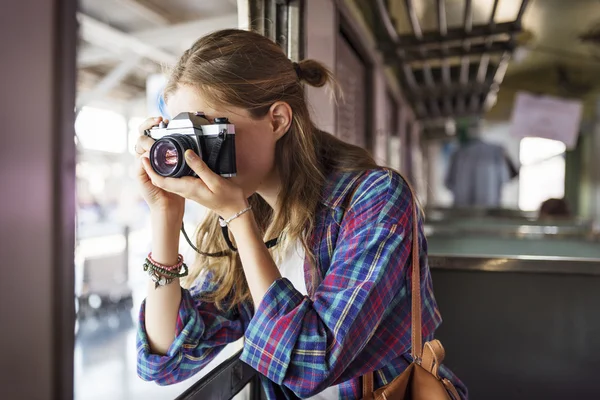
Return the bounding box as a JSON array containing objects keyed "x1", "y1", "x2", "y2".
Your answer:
[
  {"x1": 184, "y1": 150, "x2": 222, "y2": 191},
  {"x1": 136, "y1": 158, "x2": 153, "y2": 188},
  {"x1": 141, "y1": 158, "x2": 175, "y2": 193},
  {"x1": 141, "y1": 157, "x2": 209, "y2": 199},
  {"x1": 178, "y1": 176, "x2": 212, "y2": 200},
  {"x1": 134, "y1": 135, "x2": 156, "y2": 157},
  {"x1": 138, "y1": 116, "x2": 164, "y2": 136}
]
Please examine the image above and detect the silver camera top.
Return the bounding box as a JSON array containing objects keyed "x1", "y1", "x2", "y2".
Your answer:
[{"x1": 145, "y1": 112, "x2": 235, "y2": 140}]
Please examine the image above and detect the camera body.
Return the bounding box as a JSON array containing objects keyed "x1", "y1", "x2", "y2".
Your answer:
[{"x1": 144, "y1": 112, "x2": 236, "y2": 178}]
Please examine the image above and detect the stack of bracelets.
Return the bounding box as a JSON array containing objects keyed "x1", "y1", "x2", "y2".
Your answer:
[{"x1": 143, "y1": 253, "x2": 189, "y2": 289}]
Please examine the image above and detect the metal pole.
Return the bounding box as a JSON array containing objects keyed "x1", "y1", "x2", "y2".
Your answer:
[
  {"x1": 265, "y1": 0, "x2": 277, "y2": 42},
  {"x1": 457, "y1": 0, "x2": 473, "y2": 115},
  {"x1": 437, "y1": 0, "x2": 452, "y2": 116},
  {"x1": 481, "y1": 0, "x2": 530, "y2": 112},
  {"x1": 469, "y1": 0, "x2": 499, "y2": 113},
  {"x1": 516, "y1": 0, "x2": 530, "y2": 27},
  {"x1": 287, "y1": 0, "x2": 304, "y2": 61},
  {"x1": 374, "y1": 0, "x2": 426, "y2": 118},
  {"x1": 242, "y1": 0, "x2": 303, "y2": 59},
  {"x1": 404, "y1": 0, "x2": 440, "y2": 118}
]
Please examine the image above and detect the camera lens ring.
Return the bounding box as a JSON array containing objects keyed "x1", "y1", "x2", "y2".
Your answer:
[{"x1": 149, "y1": 135, "x2": 197, "y2": 178}]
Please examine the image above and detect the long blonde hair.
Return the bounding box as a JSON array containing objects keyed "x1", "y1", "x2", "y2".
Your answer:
[{"x1": 164, "y1": 29, "x2": 379, "y2": 311}]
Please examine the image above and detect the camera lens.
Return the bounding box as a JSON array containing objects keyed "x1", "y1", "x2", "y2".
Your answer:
[
  {"x1": 151, "y1": 141, "x2": 179, "y2": 176},
  {"x1": 149, "y1": 135, "x2": 197, "y2": 177}
]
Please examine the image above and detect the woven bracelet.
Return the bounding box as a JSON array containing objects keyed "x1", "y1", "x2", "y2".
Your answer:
[{"x1": 144, "y1": 259, "x2": 189, "y2": 278}]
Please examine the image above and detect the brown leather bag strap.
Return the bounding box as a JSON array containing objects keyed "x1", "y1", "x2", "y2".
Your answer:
[
  {"x1": 407, "y1": 183, "x2": 422, "y2": 361},
  {"x1": 363, "y1": 371, "x2": 374, "y2": 398},
  {"x1": 362, "y1": 182, "x2": 422, "y2": 397},
  {"x1": 422, "y1": 339, "x2": 445, "y2": 377}
]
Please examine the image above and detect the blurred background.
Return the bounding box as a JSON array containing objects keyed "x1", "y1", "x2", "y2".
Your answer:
[
  {"x1": 3, "y1": 0, "x2": 600, "y2": 399},
  {"x1": 73, "y1": 0, "x2": 600, "y2": 399}
]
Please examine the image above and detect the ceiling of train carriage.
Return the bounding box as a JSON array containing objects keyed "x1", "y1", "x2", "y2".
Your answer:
[
  {"x1": 77, "y1": 0, "x2": 600, "y2": 123},
  {"x1": 76, "y1": 0, "x2": 238, "y2": 110},
  {"x1": 362, "y1": 0, "x2": 600, "y2": 123}
]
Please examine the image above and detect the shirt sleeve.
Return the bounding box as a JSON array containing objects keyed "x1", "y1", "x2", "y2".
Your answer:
[
  {"x1": 240, "y1": 170, "x2": 425, "y2": 398},
  {"x1": 137, "y1": 274, "x2": 250, "y2": 385}
]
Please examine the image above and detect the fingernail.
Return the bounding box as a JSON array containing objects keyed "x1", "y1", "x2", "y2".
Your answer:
[
  {"x1": 155, "y1": 117, "x2": 162, "y2": 121},
  {"x1": 185, "y1": 150, "x2": 196, "y2": 160}
]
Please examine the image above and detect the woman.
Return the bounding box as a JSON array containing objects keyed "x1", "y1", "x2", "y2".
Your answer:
[{"x1": 135, "y1": 29, "x2": 467, "y2": 399}]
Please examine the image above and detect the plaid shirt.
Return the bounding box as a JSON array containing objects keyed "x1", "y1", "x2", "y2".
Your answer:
[{"x1": 137, "y1": 168, "x2": 468, "y2": 399}]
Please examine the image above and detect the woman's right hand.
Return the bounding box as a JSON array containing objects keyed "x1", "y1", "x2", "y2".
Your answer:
[{"x1": 135, "y1": 117, "x2": 185, "y2": 218}]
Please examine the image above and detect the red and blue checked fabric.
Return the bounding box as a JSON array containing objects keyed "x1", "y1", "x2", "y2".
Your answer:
[{"x1": 137, "y1": 168, "x2": 468, "y2": 399}]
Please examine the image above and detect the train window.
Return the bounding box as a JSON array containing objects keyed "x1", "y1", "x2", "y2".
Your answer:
[
  {"x1": 76, "y1": 107, "x2": 127, "y2": 153},
  {"x1": 72, "y1": 0, "x2": 241, "y2": 397},
  {"x1": 518, "y1": 137, "x2": 566, "y2": 211},
  {"x1": 74, "y1": 106, "x2": 249, "y2": 399}
]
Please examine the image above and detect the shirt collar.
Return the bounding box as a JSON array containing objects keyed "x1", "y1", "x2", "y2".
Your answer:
[{"x1": 318, "y1": 170, "x2": 367, "y2": 210}]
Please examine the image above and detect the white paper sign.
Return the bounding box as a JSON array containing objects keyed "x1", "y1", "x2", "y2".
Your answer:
[{"x1": 509, "y1": 91, "x2": 583, "y2": 149}]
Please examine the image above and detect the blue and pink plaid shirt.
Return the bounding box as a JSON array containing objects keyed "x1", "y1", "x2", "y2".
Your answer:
[{"x1": 137, "y1": 168, "x2": 468, "y2": 399}]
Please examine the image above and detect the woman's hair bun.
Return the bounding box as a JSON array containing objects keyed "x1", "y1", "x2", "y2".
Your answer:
[{"x1": 295, "y1": 59, "x2": 331, "y2": 88}]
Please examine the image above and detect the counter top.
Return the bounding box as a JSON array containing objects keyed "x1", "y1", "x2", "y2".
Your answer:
[{"x1": 429, "y1": 254, "x2": 600, "y2": 276}]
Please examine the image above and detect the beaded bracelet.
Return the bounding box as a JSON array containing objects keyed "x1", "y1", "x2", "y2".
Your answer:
[
  {"x1": 147, "y1": 253, "x2": 184, "y2": 271},
  {"x1": 143, "y1": 254, "x2": 189, "y2": 289}
]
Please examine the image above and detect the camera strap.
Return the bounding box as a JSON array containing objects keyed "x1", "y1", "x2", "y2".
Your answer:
[
  {"x1": 219, "y1": 225, "x2": 279, "y2": 252},
  {"x1": 207, "y1": 130, "x2": 226, "y2": 171},
  {"x1": 181, "y1": 222, "x2": 279, "y2": 258}
]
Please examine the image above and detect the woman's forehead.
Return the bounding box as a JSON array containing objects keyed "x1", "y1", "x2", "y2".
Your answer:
[
  {"x1": 166, "y1": 86, "x2": 215, "y2": 117},
  {"x1": 166, "y1": 85, "x2": 250, "y2": 120}
]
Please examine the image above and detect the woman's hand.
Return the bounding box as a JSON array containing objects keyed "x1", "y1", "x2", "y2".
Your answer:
[
  {"x1": 140, "y1": 149, "x2": 248, "y2": 219},
  {"x1": 135, "y1": 117, "x2": 185, "y2": 218}
]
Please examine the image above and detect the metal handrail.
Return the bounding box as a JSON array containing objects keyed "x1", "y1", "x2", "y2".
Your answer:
[
  {"x1": 429, "y1": 254, "x2": 600, "y2": 276},
  {"x1": 425, "y1": 207, "x2": 539, "y2": 220},
  {"x1": 176, "y1": 350, "x2": 262, "y2": 400},
  {"x1": 424, "y1": 223, "x2": 597, "y2": 240}
]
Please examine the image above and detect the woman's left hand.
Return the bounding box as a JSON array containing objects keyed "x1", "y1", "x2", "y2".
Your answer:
[{"x1": 141, "y1": 150, "x2": 248, "y2": 218}]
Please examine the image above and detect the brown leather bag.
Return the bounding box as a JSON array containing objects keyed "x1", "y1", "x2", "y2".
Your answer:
[{"x1": 361, "y1": 194, "x2": 461, "y2": 400}]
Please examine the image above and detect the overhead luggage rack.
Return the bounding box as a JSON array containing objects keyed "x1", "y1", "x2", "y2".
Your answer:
[{"x1": 370, "y1": 0, "x2": 530, "y2": 125}]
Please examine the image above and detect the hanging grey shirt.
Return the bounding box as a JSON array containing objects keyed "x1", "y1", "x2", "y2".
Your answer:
[{"x1": 445, "y1": 139, "x2": 510, "y2": 207}]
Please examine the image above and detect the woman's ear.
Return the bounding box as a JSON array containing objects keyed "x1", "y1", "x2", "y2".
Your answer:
[{"x1": 268, "y1": 101, "x2": 293, "y2": 140}]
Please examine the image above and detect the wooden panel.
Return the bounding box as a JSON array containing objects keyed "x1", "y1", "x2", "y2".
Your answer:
[
  {"x1": 432, "y1": 268, "x2": 600, "y2": 400},
  {"x1": 383, "y1": 92, "x2": 400, "y2": 168},
  {"x1": 335, "y1": 32, "x2": 367, "y2": 147},
  {"x1": 304, "y1": 0, "x2": 336, "y2": 134},
  {"x1": 386, "y1": 92, "x2": 399, "y2": 136}
]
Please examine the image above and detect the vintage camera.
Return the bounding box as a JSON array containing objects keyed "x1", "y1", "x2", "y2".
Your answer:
[{"x1": 144, "y1": 112, "x2": 236, "y2": 178}]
